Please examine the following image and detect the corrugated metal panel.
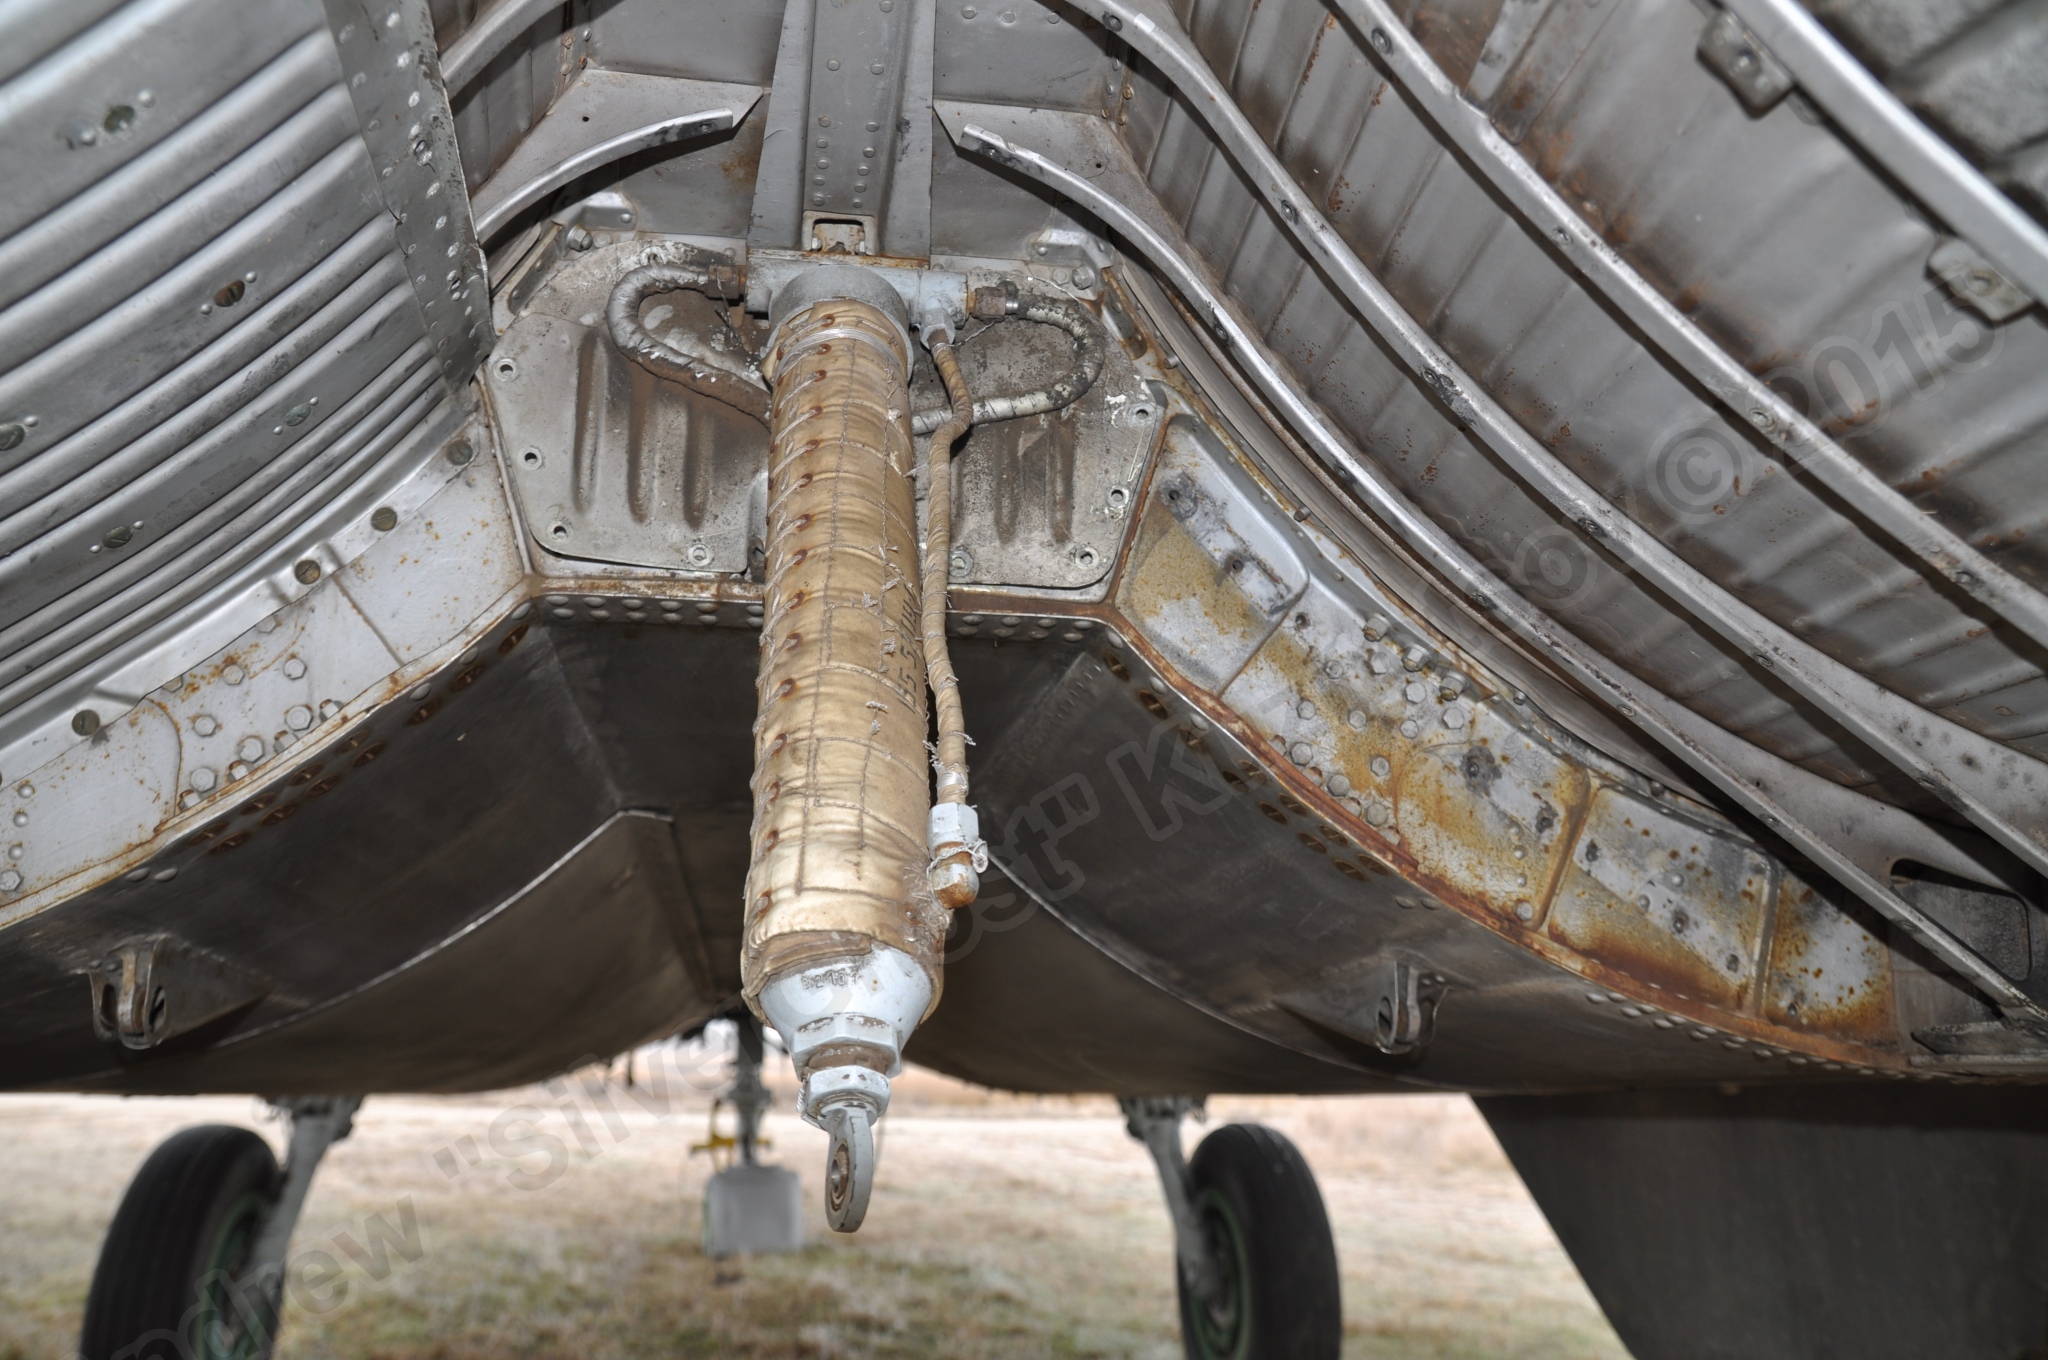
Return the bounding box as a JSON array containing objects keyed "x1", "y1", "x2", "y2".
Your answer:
[
  {"x1": 1122, "y1": 0, "x2": 2048, "y2": 811},
  {"x1": 0, "y1": 0, "x2": 455, "y2": 723}
]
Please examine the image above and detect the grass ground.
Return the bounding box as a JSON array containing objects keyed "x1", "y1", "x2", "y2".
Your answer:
[{"x1": 0, "y1": 1048, "x2": 1627, "y2": 1359}]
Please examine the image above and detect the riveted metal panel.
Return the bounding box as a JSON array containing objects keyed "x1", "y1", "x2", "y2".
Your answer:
[
  {"x1": 1114, "y1": 418, "x2": 1308, "y2": 690},
  {"x1": 0, "y1": 0, "x2": 495, "y2": 782},
  {"x1": 487, "y1": 309, "x2": 769, "y2": 575},
  {"x1": 1764, "y1": 876, "x2": 1897, "y2": 1046},
  {"x1": 2, "y1": 285, "x2": 425, "y2": 633},
  {"x1": 0, "y1": 33, "x2": 343, "y2": 313},
  {"x1": 336, "y1": 460, "x2": 527, "y2": 661},
  {"x1": 1548, "y1": 787, "x2": 1778, "y2": 1010}
]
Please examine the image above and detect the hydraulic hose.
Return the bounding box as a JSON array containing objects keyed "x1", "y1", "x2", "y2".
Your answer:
[
  {"x1": 606, "y1": 261, "x2": 769, "y2": 421},
  {"x1": 919, "y1": 332, "x2": 984, "y2": 908},
  {"x1": 908, "y1": 290, "x2": 1106, "y2": 435}
]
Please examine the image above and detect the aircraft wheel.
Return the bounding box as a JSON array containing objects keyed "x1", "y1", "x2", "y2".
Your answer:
[
  {"x1": 79, "y1": 1124, "x2": 283, "y2": 1360},
  {"x1": 1176, "y1": 1123, "x2": 1341, "y2": 1360}
]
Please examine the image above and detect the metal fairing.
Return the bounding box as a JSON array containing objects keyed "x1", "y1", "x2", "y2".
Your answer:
[{"x1": 4, "y1": 0, "x2": 2048, "y2": 1111}]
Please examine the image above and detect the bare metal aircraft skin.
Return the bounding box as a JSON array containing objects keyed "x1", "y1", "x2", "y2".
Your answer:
[{"x1": 6, "y1": 0, "x2": 2048, "y2": 1356}]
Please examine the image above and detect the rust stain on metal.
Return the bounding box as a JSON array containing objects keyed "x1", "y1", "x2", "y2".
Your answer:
[
  {"x1": 1547, "y1": 789, "x2": 1775, "y2": 1011},
  {"x1": 1114, "y1": 492, "x2": 1282, "y2": 685},
  {"x1": 1099, "y1": 571, "x2": 1912, "y2": 1070},
  {"x1": 1763, "y1": 878, "x2": 1897, "y2": 1045}
]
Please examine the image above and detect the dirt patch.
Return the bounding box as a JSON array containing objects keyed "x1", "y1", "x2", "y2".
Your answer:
[{"x1": 0, "y1": 1057, "x2": 1623, "y2": 1359}]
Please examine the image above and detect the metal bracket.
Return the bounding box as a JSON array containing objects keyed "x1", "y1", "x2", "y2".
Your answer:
[
  {"x1": 468, "y1": 69, "x2": 764, "y2": 242},
  {"x1": 1697, "y1": 9, "x2": 1795, "y2": 116},
  {"x1": 1929, "y1": 236, "x2": 2036, "y2": 324},
  {"x1": 1119, "y1": 1095, "x2": 1221, "y2": 1304},
  {"x1": 86, "y1": 938, "x2": 270, "y2": 1050},
  {"x1": 1278, "y1": 956, "x2": 1448, "y2": 1057},
  {"x1": 1367, "y1": 958, "x2": 1443, "y2": 1055}
]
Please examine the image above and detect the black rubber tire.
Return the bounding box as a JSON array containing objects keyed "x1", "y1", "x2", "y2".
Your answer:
[
  {"x1": 79, "y1": 1124, "x2": 283, "y2": 1360},
  {"x1": 1176, "y1": 1123, "x2": 1341, "y2": 1360}
]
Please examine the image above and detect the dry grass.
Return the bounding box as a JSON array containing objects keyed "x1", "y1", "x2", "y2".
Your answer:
[{"x1": 0, "y1": 1049, "x2": 1625, "y2": 1360}]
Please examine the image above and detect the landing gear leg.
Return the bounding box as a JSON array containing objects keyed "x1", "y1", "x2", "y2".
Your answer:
[
  {"x1": 78, "y1": 1096, "x2": 360, "y2": 1360},
  {"x1": 1121, "y1": 1097, "x2": 1343, "y2": 1360},
  {"x1": 702, "y1": 1014, "x2": 804, "y2": 1257}
]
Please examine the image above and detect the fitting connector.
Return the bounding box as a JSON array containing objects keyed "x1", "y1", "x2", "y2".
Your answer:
[
  {"x1": 913, "y1": 294, "x2": 961, "y2": 348},
  {"x1": 756, "y1": 944, "x2": 932, "y2": 1232},
  {"x1": 927, "y1": 802, "x2": 987, "y2": 908}
]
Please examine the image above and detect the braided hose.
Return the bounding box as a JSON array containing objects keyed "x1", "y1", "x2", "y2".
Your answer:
[
  {"x1": 919, "y1": 339, "x2": 982, "y2": 912},
  {"x1": 922, "y1": 342, "x2": 973, "y2": 812},
  {"x1": 606, "y1": 262, "x2": 769, "y2": 421},
  {"x1": 908, "y1": 291, "x2": 1107, "y2": 435}
]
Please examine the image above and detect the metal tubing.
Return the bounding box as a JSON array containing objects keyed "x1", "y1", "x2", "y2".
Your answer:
[
  {"x1": 1307, "y1": 0, "x2": 2048, "y2": 654},
  {"x1": 954, "y1": 121, "x2": 2048, "y2": 1025},
  {"x1": 1016, "y1": 10, "x2": 2048, "y2": 879},
  {"x1": 743, "y1": 285, "x2": 945, "y2": 1006},
  {"x1": 923, "y1": 343, "x2": 973, "y2": 807}
]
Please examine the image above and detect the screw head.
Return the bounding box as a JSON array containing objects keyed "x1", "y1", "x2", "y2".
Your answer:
[
  {"x1": 72, "y1": 709, "x2": 100, "y2": 736},
  {"x1": 293, "y1": 559, "x2": 321, "y2": 585},
  {"x1": 371, "y1": 506, "x2": 398, "y2": 531},
  {"x1": 446, "y1": 439, "x2": 475, "y2": 466},
  {"x1": 102, "y1": 524, "x2": 133, "y2": 550},
  {"x1": 0, "y1": 423, "x2": 23, "y2": 451}
]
